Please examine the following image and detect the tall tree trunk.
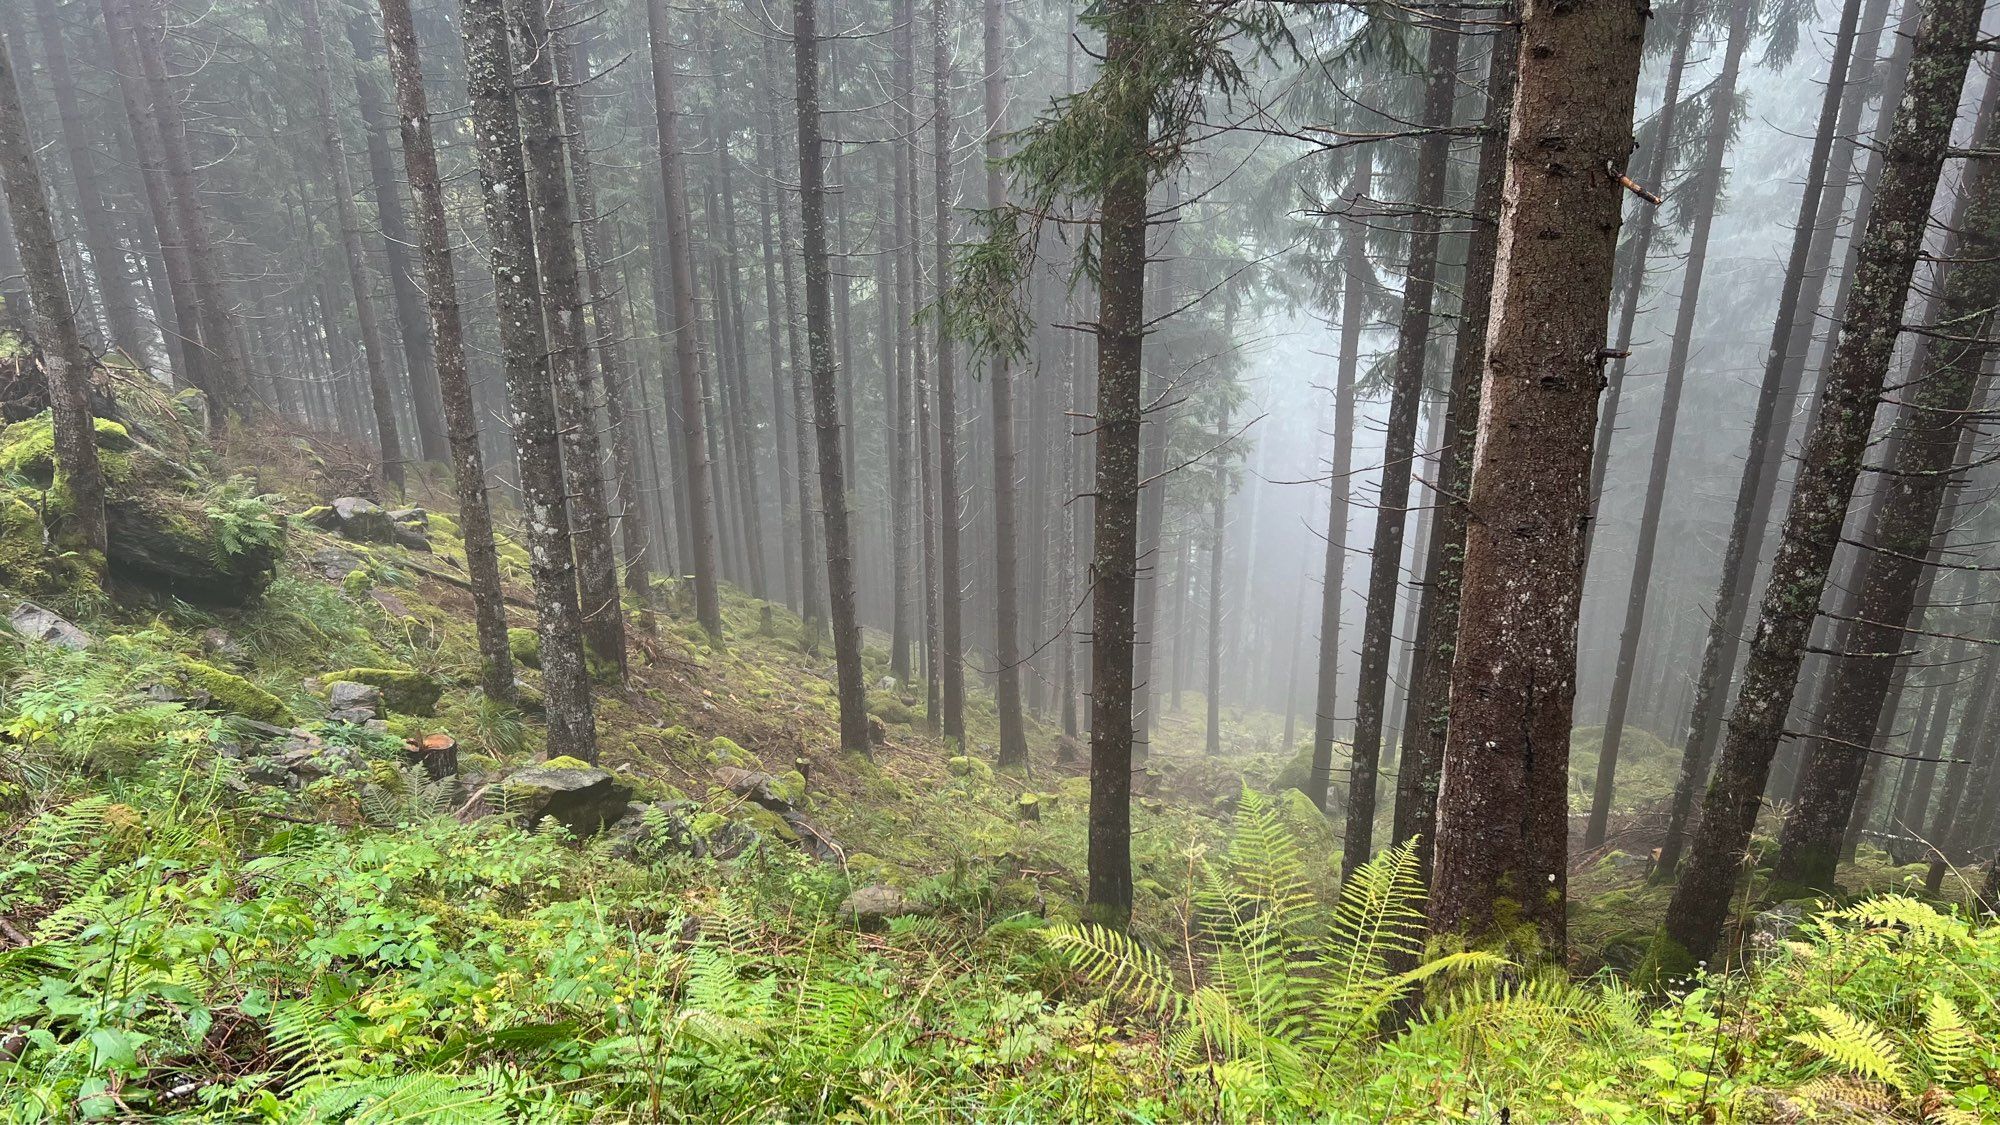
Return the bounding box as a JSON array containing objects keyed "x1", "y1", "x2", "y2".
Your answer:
[
  {"x1": 1084, "y1": 0, "x2": 1150, "y2": 929},
  {"x1": 118, "y1": 0, "x2": 254, "y2": 420},
  {"x1": 1583, "y1": 0, "x2": 1749, "y2": 847},
  {"x1": 707, "y1": 18, "x2": 770, "y2": 602},
  {"x1": 1205, "y1": 396, "x2": 1229, "y2": 756},
  {"x1": 1392, "y1": 15, "x2": 1516, "y2": 868},
  {"x1": 509, "y1": 0, "x2": 625, "y2": 674},
  {"x1": 301, "y1": 0, "x2": 405, "y2": 492},
  {"x1": 1306, "y1": 153, "x2": 1367, "y2": 813},
  {"x1": 0, "y1": 23, "x2": 106, "y2": 562},
  {"x1": 1772, "y1": 73, "x2": 2000, "y2": 888},
  {"x1": 1655, "y1": 0, "x2": 1984, "y2": 971},
  {"x1": 933, "y1": 0, "x2": 966, "y2": 747},
  {"x1": 347, "y1": 16, "x2": 447, "y2": 465},
  {"x1": 1651, "y1": 0, "x2": 1879, "y2": 881},
  {"x1": 649, "y1": 0, "x2": 723, "y2": 636},
  {"x1": 28, "y1": 0, "x2": 143, "y2": 361},
  {"x1": 793, "y1": 0, "x2": 870, "y2": 755},
  {"x1": 1429, "y1": 0, "x2": 1645, "y2": 959},
  {"x1": 550, "y1": 0, "x2": 652, "y2": 598},
  {"x1": 984, "y1": 0, "x2": 1028, "y2": 770},
  {"x1": 889, "y1": 2, "x2": 917, "y2": 679},
  {"x1": 754, "y1": 113, "x2": 801, "y2": 613},
  {"x1": 377, "y1": 0, "x2": 513, "y2": 702},
  {"x1": 1345, "y1": 19, "x2": 1461, "y2": 877},
  {"x1": 455, "y1": 0, "x2": 595, "y2": 760}
]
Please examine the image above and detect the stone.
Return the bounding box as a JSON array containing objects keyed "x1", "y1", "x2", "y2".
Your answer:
[
  {"x1": 310, "y1": 547, "x2": 363, "y2": 580},
  {"x1": 326, "y1": 680, "x2": 382, "y2": 716},
  {"x1": 368, "y1": 589, "x2": 412, "y2": 618},
  {"x1": 715, "y1": 765, "x2": 794, "y2": 813},
  {"x1": 501, "y1": 762, "x2": 633, "y2": 836},
  {"x1": 606, "y1": 801, "x2": 698, "y2": 862},
  {"x1": 329, "y1": 497, "x2": 397, "y2": 544},
  {"x1": 838, "y1": 884, "x2": 928, "y2": 931},
  {"x1": 6, "y1": 601, "x2": 90, "y2": 650},
  {"x1": 201, "y1": 628, "x2": 247, "y2": 665},
  {"x1": 387, "y1": 507, "x2": 429, "y2": 530},
  {"x1": 391, "y1": 525, "x2": 431, "y2": 553},
  {"x1": 319, "y1": 667, "x2": 442, "y2": 716}
]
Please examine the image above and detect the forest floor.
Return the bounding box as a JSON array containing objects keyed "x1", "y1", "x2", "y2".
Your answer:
[{"x1": 2, "y1": 399, "x2": 1997, "y2": 1122}]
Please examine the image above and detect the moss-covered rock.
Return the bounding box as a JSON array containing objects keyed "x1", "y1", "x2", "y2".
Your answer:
[
  {"x1": 321, "y1": 667, "x2": 442, "y2": 716},
  {"x1": 705, "y1": 736, "x2": 759, "y2": 769},
  {"x1": 508, "y1": 627, "x2": 541, "y2": 669},
  {"x1": 173, "y1": 658, "x2": 293, "y2": 725},
  {"x1": 947, "y1": 755, "x2": 993, "y2": 782},
  {"x1": 0, "y1": 414, "x2": 133, "y2": 480}
]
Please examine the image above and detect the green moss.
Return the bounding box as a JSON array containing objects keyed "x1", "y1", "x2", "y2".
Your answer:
[
  {"x1": 736, "y1": 805, "x2": 799, "y2": 844},
  {"x1": 321, "y1": 667, "x2": 442, "y2": 716},
  {"x1": 341, "y1": 568, "x2": 374, "y2": 597},
  {"x1": 706, "y1": 736, "x2": 758, "y2": 769},
  {"x1": 947, "y1": 756, "x2": 993, "y2": 782},
  {"x1": 543, "y1": 755, "x2": 594, "y2": 770},
  {"x1": 1633, "y1": 932, "x2": 1699, "y2": 989},
  {"x1": 871, "y1": 696, "x2": 919, "y2": 726},
  {"x1": 509, "y1": 627, "x2": 542, "y2": 669},
  {"x1": 0, "y1": 414, "x2": 132, "y2": 482},
  {"x1": 174, "y1": 658, "x2": 293, "y2": 725},
  {"x1": 774, "y1": 769, "x2": 808, "y2": 806}
]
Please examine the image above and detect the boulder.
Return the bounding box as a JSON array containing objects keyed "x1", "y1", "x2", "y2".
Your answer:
[
  {"x1": 715, "y1": 765, "x2": 795, "y2": 814},
  {"x1": 319, "y1": 667, "x2": 442, "y2": 715},
  {"x1": 326, "y1": 679, "x2": 382, "y2": 715},
  {"x1": 607, "y1": 800, "x2": 698, "y2": 862},
  {"x1": 325, "y1": 497, "x2": 397, "y2": 545},
  {"x1": 6, "y1": 601, "x2": 90, "y2": 650},
  {"x1": 200, "y1": 627, "x2": 248, "y2": 666},
  {"x1": 502, "y1": 760, "x2": 633, "y2": 836},
  {"x1": 105, "y1": 488, "x2": 283, "y2": 605},
  {"x1": 172, "y1": 659, "x2": 293, "y2": 725},
  {"x1": 838, "y1": 884, "x2": 929, "y2": 932},
  {"x1": 310, "y1": 546, "x2": 363, "y2": 580}
]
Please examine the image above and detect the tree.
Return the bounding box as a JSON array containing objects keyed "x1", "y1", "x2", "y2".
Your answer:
[
  {"x1": 1344, "y1": 9, "x2": 1462, "y2": 880},
  {"x1": 793, "y1": 0, "x2": 871, "y2": 755},
  {"x1": 509, "y1": 0, "x2": 625, "y2": 675},
  {"x1": 1771, "y1": 69, "x2": 2000, "y2": 890},
  {"x1": 1651, "y1": 0, "x2": 1878, "y2": 880},
  {"x1": 300, "y1": 0, "x2": 405, "y2": 492},
  {"x1": 1428, "y1": 0, "x2": 1647, "y2": 959},
  {"x1": 933, "y1": 0, "x2": 967, "y2": 748},
  {"x1": 984, "y1": 0, "x2": 1029, "y2": 771},
  {"x1": 455, "y1": 0, "x2": 596, "y2": 762},
  {"x1": 1582, "y1": 0, "x2": 1751, "y2": 848},
  {"x1": 648, "y1": 0, "x2": 723, "y2": 636},
  {"x1": 1651, "y1": 0, "x2": 1986, "y2": 973},
  {"x1": 0, "y1": 22, "x2": 106, "y2": 563},
  {"x1": 375, "y1": 0, "x2": 513, "y2": 702},
  {"x1": 1391, "y1": 13, "x2": 1517, "y2": 870}
]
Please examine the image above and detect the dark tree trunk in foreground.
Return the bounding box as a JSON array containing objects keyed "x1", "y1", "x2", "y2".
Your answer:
[
  {"x1": 377, "y1": 0, "x2": 513, "y2": 702},
  {"x1": 1583, "y1": 0, "x2": 1749, "y2": 848},
  {"x1": 933, "y1": 0, "x2": 966, "y2": 748},
  {"x1": 29, "y1": 0, "x2": 144, "y2": 362},
  {"x1": 649, "y1": 0, "x2": 723, "y2": 635},
  {"x1": 793, "y1": 0, "x2": 870, "y2": 755},
  {"x1": 1345, "y1": 19, "x2": 1461, "y2": 877},
  {"x1": 1773, "y1": 73, "x2": 2000, "y2": 890},
  {"x1": 510, "y1": 0, "x2": 625, "y2": 675},
  {"x1": 1392, "y1": 17, "x2": 1516, "y2": 868},
  {"x1": 985, "y1": 0, "x2": 1028, "y2": 771},
  {"x1": 551, "y1": 0, "x2": 652, "y2": 600},
  {"x1": 301, "y1": 0, "x2": 405, "y2": 492},
  {"x1": 1085, "y1": 0, "x2": 1150, "y2": 930},
  {"x1": 1652, "y1": 0, "x2": 1875, "y2": 881},
  {"x1": 1306, "y1": 153, "x2": 1366, "y2": 813},
  {"x1": 1429, "y1": 0, "x2": 1645, "y2": 960},
  {"x1": 1655, "y1": 0, "x2": 1983, "y2": 972},
  {"x1": 0, "y1": 23, "x2": 106, "y2": 561},
  {"x1": 456, "y1": 0, "x2": 596, "y2": 761}
]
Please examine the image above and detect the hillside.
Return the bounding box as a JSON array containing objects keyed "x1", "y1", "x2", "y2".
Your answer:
[{"x1": 3, "y1": 389, "x2": 1998, "y2": 1122}]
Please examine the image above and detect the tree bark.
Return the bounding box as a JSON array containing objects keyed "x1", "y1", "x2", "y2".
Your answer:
[
  {"x1": 649, "y1": 0, "x2": 723, "y2": 636},
  {"x1": 550, "y1": 0, "x2": 652, "y2": 600},
  {"x1": 28, "y1": 0, "x2": 144, "y2": 362},
  {"x1": 933, "y1": 0, "x2": 966, "y2": 747},
  {"x1": 1428, "y1": 0, "x2": 1645, "y2": 960},
  {"x1": 1651, "y1": 0, "x2": 1880, "y2": 881},
  {"x1": 1345, "y1": 17, "x2": 1462, "y2": 878},
  {"x1": 1391, "y1": 16, "x2": 1516, "y2": 870},
  {"x1": 454, "y1": 0, "x2": 596, "y2": 760},
  {"x1": 984, "y1": 0, "x2": 1028, "y2": 770},
  {"x1": 1656, "y1": 0, "x2": 1984, "y2": 970},
  {"x1": 0, "y1": 22, "x2": 106, "y2": 561},
  {"x1": 376, "y1": 0, "x2": 513, "y2": 703},
  {"x1": 792, "y1": 0, "x2": 870, "y2": 755},
  {"x1": 1583, "y1": 0, "x2": 1749, "y2": 848},
  {"x1": 1771, "y1": 72, "x2": 2000, "y2": 889},
  {"x1": 301, "y1": 0, "x2": 405, "y2": 492},
  {"x1": 1306, "y1": 153, "x2": 1367, "y2": 813}
]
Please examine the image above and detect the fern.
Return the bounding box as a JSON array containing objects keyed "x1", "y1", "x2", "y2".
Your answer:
[{"x1": 1792, "y1": 1004, "x2": 1909, "y2": 1094}]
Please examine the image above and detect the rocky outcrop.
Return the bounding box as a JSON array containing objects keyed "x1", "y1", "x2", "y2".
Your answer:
[
  {"x1": 319, "y1": 667, "x2": 442, "y2": 716},
  {"x1": 6, "y1": 601, "x2": 90, "y2": 650},
  {"x1": 501, "y1": 760, "x2": 633, "y2": 836},
  {"x1": 838, "y1": 884, "x2": 929, "y2": 932}
]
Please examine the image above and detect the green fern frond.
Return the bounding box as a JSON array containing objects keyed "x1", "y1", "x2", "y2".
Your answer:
[
  {"x1": 1792, "y1": 1004, "x2": 1909, "y2": 1095},
  {"x1": 1045, "y1": 923, "x2": 1184, "y2": 1018},
  {"x1": 1919, "y1": 992, "x2": 1975, "y2": 1081}
]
